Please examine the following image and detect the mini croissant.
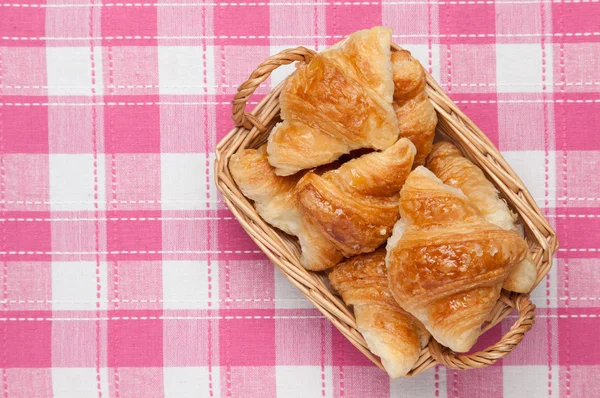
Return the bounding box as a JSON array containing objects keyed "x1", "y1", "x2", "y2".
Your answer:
[
  {"x1": 391, "y1": 49, "x2": 437, "y2": 166},
  {"x1": 229, "y1": 146, "x2": 344, "y2": 270},
  {"x1": 329, "y1": 249, "x2": 430, "y2": 378},
  {"x1": 386, "y1": 167, "x2": 527, "y2": 352},
  {"x1": 267, "y1": 26, "x2": 399, "y2": 176},
  {"x1": 426, "y1": 142, "x2": 537, "y2": 293},
  {"x1": 296, "y1": 137, "x2": 416, "y2": 258}
]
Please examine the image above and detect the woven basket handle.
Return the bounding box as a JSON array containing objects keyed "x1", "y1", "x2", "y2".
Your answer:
[
  {"x1": 232, "y1": 46, "x2": 316, "y2": 131},
  {"x1": 429, "y1": 295, "x2": 535, "y2": 369}
]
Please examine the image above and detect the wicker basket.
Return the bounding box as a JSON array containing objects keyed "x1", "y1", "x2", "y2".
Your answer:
[{"x1": 215, "y1": 44, "x2": 559, "y2": 376}]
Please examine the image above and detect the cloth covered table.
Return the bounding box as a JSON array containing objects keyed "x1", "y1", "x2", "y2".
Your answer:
[{"x1": 0, "y1": 0, "x2": 599, "y2": 396}]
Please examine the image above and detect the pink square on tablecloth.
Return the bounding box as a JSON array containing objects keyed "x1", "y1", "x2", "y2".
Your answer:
[
  {"x1": 108, "y1": 309, "x2": 163, "y2": 367},
  {"x1": 51, "y1": 314, "x2": 106, "y2": 367},
  {"x1": 552, "y1": 2, "x2": 600, "y2": 43},
  {"x1": 0, "y1": 310, "x2": 52, "y2": 367},
  {"x1": 6, "y1": 368, "x2": 52, "y2": 397},
  {"x1": 269, "y1": 4, "x2": 326, "y2": 48},
  {"x1": 161, "y1": 211, "x2": 218, "y2": 261},
  {"x1": 440, "y1": 44, "x2": 496, "y2": 93},
  {"x1": 495, "y1": 2, "x2": 546, "y2": 44},
  {"x1": 163, "y1": 311, "x2": 219, "y2": 366},
  {"x1": 555, "y1": 43, "x2": 600, "y2": 93},
  {"x1": 498, "y1": 93, "x2": 554, "y2": 152},
  {"x1": 160, "y1": 102, "x2": 216, "y2": 153},
  {"x1": 331, "y1": 327, "x2": 374, "y2": 367},
  {"x1": 450, "y1": 93, "x2": 499, "y2": 147},
  {"x1": 556, "y1": 207, "x2": 600, "y2": 258},
  {"x1": 275, "y1": 314, "x2": 331, "y2": 365},
  {"x1": 104, "y1": 96, "x2": 160, "y2": 153},
  {"x1": 2, "y1": 154, "x2": 49, "y2": 212},
  {"x1": 101, "y1": 2, "x2": 157, "y2": 46},
  {"x1": 325, "y1": 4, "x2": 382, "y2": 45},
  {"x1": 48, "y1": 99, "x2": 106, "y2": 153},
  {"x1": 439, "y1": 3, "x2": 496, "y2": 44},
  {"x1": 3, "y1": 211, "x2": 51, "y2": 261},
  {"x1": 222, "y1": 366, "x2": 276, "y2": 398},
  {"x1": 108, "y1": 367, "x2": 164, "y2": 398},
  {"x1": 102, "y1": 46, "x2": 159, "y2": 96},
  {"x1": 213, "y1": 4, "x2": 270, "y2": 45},
  {"x1": 561, "y1": 151, "x2": 600, "y2": 208},
  {"x1": 45, "y1": 0, "x2": 100, "y2": 46},
  {"x1": 106, "y1": 211, "x2": 162, "y2": 261},
  {"x1": 50, "y1": 212, "x2": 108, "y2": 262},
  {"x1": 561, "y1": 365, "x2": 600, "y2": 397},
  {"x1": 107, "y1": 154, "x2": 161, "y2": 211},
  {"x1": 0, "y1": 47, "x2": 46, "y2": 96},
  {"x1": 215, "y1": 93, "x2": 240, "y2": 145},
  {"x1": 1, "y1": 96, "x2": 49, "y2": 153},
  {"x1": 0, "y1": 1, "x2": 46, "y2": 47},
  {"x1": 449, "y1": 366, "x2": 503, "y2": 398},
  {"x1": 557, "y1": 259, "x2": 600, "y2": 307},
  {"x1": 382, "y1": 2, "x2": 439, "y2": 45},
  {"x1": 6, "y1": 261, "x2": 51, "y2": 311},
  {"x1": 217, "y1": 46, "x2": 270, "y2": 96},
  {"x1": 221, "y1": 259, "x2": 274, "y2": 310},
  {"x1": 502, "y1": 313, "x2": 559, "y2": 366},
  {"x1": 559, "y1": 308, "x2": 600, "y2": 365},
  {"x1": 219, "y1": 309, "x2": 275, "y2": 366},
  {"x1": 217, "y1": 210, "x2": 266, "y2": 261},
  {"x1": 554, "y1": 92, "x2": 600, "y2": 151},
  {"x1": 332, "y1": 365, "x2": 389, "y2": 398},
  {"x1": 107, "y1": 260, "x2": 163, "y2": 310},
  {"x1": 157, "y1": 4, "x2": 213, "y2": 46}
]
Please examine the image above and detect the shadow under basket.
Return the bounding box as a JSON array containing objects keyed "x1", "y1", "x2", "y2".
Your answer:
[{"x1": 215, "y1": 44, "x2": 559, "y2": 376}]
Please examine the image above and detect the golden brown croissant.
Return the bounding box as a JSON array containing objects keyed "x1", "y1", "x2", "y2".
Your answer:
[
  {"x1": 229, "y1": 146, "x2": 344, "y2": 270},
  {"x1": 329, "y1": 249, "x2": 430, "y2": 378},
  {"x1": 391, "y1": 49, "x2": 437, "y2": 166},
  {"x1": 426, "y1": 142, "x2": 537, "y2": 293},
  {"x1": 267, "y1": 26, "x2": 399, "y2": 176},
  {"x1": 296, "y1": 137, "x2": 416, "y2": 258},
  {"x1": 386, "y1": 167, "x2": 527, "y2": 352}
]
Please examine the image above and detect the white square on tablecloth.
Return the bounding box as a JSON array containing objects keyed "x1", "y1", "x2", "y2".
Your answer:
[
  {"x1": 274, "y1": 268, "x2": 313, "y2": 309},
  {"x1": 52, "y1": 368, "x2": 109, "y2": 398},
  {"x1": 504, "y1": 365, "x2": 559, "y2": 397},
  {"x1": 401, "y1": 44, "x2": 441, "y2": 83},
  {"x1": 390, "y1": 365, "x2": 447, "y2": 397},
  {"x1": 50, "y1": 154, "x2": 106, "y2": 211},
  {"x1": 161, "y1": 153, "x2": 216, "y2": 210},
  {"x1": 162, "y1": 261, "x2": 218, "y2": 310},
  {"x1": 46, "y1": 47, "x2": 103, "y2": 96},
  {"x1": 501, "y1": 150, "x2": 557, "y2": 210},
  {"x1": 496, "y1": 44, "x2": 553, "y2": 93},
  {"x1": 52, "y1": 261, "x2": 107, "y2": 311},
  {"x1": 158, "y1": 46, "x2": 215, "y2": 95},
  {"x1": 529, "y1": 257, "x2": 558, "y2": 309},
  {"x1": 276, "y1": 366, "x2": 333, "y2": 398},
  {"x1": 164, "y1": 367, "x2": 219, "y2": 398}
]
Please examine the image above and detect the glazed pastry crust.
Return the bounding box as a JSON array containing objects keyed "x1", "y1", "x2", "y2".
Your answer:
[
  {"x1": 426, "y1": 141, "x2": 537, "y2": 293},
  {"x1": 329, "y1": 249, "x2": 430, "y2": 378},
  {"x1": 267, "y1": 27, "x2": 399, "y2": 176},
  {"x1": 386, "y1": 167, "x2": 527, "y2": 353}
]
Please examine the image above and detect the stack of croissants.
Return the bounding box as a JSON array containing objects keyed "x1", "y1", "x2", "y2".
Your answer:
[{"x1": 229, "y1": 27, "x2": 537, "y2": 377}]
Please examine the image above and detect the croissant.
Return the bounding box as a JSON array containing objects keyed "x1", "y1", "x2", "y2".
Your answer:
[
  {"x1": 426, "y1": 142, "x2": 537, "y2": 293},
  {"x1": 267, "y1": 26, "x2": 399, "y2": 176},
  {"x1": 296, "y1": 137, "x2": 416, "y2": 258},
  {"x1": 386, "y1": 167, "x2": 527, "y2": 352},
  {"x1": 229, "y1": 146, "x2": 344, "y2": 270},
  {"x1": 329, "y1": 249, "x2": 430, "y2": 378},
  {"x1": 391, "y1": 49, "x2": 437, "y2": 166}
]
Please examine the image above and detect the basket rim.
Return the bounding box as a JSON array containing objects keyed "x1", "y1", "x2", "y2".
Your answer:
[{"x1": 214, "y1": 43, "x2": 559, "y2": 376}]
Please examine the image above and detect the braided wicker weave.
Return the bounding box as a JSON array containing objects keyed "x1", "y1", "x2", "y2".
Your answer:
[{"x1": 215, "y1": 44, "x2": 559, "y2": 376}]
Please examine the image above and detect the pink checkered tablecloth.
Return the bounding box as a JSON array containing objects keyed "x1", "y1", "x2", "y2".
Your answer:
[{"x1": 0, "y1": 0, "x2": 599, "y2": 396}]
